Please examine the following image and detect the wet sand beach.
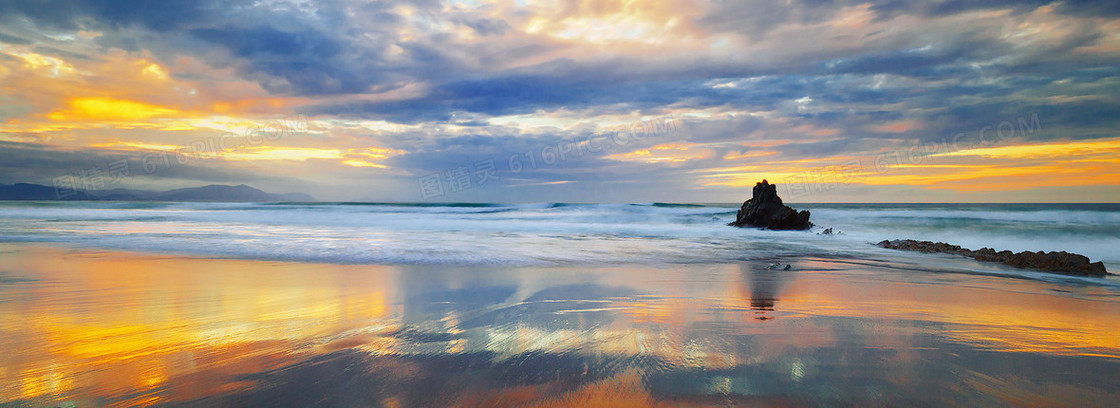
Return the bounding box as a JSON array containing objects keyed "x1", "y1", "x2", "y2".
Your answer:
[{"x1": 2, "y1": 243, "x2": 1118, "y2": 407}]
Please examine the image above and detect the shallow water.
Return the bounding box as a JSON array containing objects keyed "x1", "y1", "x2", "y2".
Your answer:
[
  {"x1": 1, "y1": 243, "x2": 1118, "y2": 407},
  {"x1": 1, "y1": 202, "x2": 1118, "y2": 274}
]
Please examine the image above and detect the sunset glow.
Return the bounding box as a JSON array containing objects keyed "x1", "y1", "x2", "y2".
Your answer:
[
  {"x1": 1, "y1": 0, "x2": 1118, "y2": 202},
  {"x1": 3, "y1": 3, "x2": 1120, "y2": 406}
]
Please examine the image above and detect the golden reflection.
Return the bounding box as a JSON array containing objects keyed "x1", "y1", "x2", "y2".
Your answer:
[
  {"x1": 0, "y1": 245, "x2": 398, "y2": 404},
  {"x1": 2, "y1": 245, "x2": 1119, "y2": 405},
  {"x1": 762, "y1": 260, "x2": 1120, "y2": 356}
]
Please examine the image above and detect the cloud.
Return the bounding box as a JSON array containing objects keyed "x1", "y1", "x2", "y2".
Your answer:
[
  {"x1": 451, "y1": 16, "x2": 512, "y2": 37},
  {"x1": 0, "y1": 0, "x2": 236, "y2": 31},
  {"x1": 871, "y1": 0, "x2": 1120, "y2": 19},
  {"x1": 699, "y1": 0, "x2": 859, "y2": 40},
  {"x1": 188, "y1": 26, "x2": 375, "y2": 95},
  {"x1": 1, "y1": 0, "x2": 1119, "y2": 201},
  {"x1": 0, "y1": 31, "x2": 31, "y2": 44},
  {"x1": 0, "y1": 141, "x2": 300, "y2": 189}
]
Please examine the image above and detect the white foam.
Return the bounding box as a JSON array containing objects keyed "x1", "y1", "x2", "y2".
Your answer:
[{"x1": 0, "y1": 202, "x2": 1116, "y2": 277}]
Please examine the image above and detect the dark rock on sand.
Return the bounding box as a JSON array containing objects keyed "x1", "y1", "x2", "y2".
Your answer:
[
  {"x1": 729, "y1": 180, "x2": 812, "y2": 230},
  {"x1": 876, "y1": 239, "x2": 1109, "y2": 277}
]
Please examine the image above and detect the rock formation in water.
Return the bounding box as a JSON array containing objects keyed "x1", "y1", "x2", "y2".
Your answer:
[
  {"x1": 876, "y1": 239, "x2": 1109, "y2": 277},
  {"x1": 729, "y1": 180, "x2": 812, "y2": 230}
]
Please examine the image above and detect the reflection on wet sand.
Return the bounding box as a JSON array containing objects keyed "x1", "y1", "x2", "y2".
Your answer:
[
  {"x1": 741, "y1": 263, "x2": 792, "y2": 320},
  {"x1": 1, "y1": 244, "x2": 1119, "y2": 407}
]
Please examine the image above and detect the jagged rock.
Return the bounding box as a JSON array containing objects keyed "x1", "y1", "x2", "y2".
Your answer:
[
  {"x1": 876, "y1": 239, "x2": 1109, "y2": 277},
  {"x1": 729, "y1": 180, "x2": 812, "y2": 230}
]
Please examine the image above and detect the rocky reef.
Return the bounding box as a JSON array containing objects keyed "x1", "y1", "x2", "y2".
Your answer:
[
  {"x1": 729, "y1": 180, "x2": 812, "y2": 230},
  {"x1": 876, "y1": 239, "x2": 1109, "y2": 277}
]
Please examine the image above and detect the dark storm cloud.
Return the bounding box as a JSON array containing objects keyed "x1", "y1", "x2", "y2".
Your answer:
[
  {"x1": 869, "y1": 0, "x2": 1051, "y2": 18},
  {"x1": 818, "y1": 38, "x2": 1007, "y2": 78},
  {"x1": 5, "y1": 0, "x2": 1112, "y2": 108},
  {"x1": 0, "y1": 142, "x2": 293, "y2": 187},
  {"x1": 0, "y1": 0, "x2": 235, "y2": 31},
  {"x1": 697, "y1": 0, "x2": 1113, "y2": 42},
  {"x1": 871, "y1": 0, "x2": 1120, "y2": 18},
  {"x1": 307, "y1": 63, "x2": 822, "y2": 123},
  {"x1": 927, "y1": 99, "x2": 1120, "y2": 139},
  {"x1": 2, "y1": 0, "x2": 1119, "y2": 201},
  {"x1": 699, "y1": 0, "x2": 858, "y2": 39},
  {"x1": 306, "y1": 73, "x2": 643, "y2": 122},
  {"x1": 0, "y1": 31, "x2": 32, "y2": 44},
  {"x1": 0, "y1": 0, "x2": 447, "y2": 95},
  {"x1": 775, "y1": 138, "x2": 885, "y2": 159},
  {"x1": 1055, "y1": 1, "x2": 1120, "y2": 17},
  {"x1": 303, "y1": 7, "x2": 1112, "y2": 128},
  {"x1": 375, "y1": 125, "x2": 659, "y2": 176},
  {"x1": 186, "y1": 26, "x2": 385, "y2": 95},
  {"x1": 451, "y1": 16, "x2": 512, "y2": 36},
  {"x1": 384, "y1": 132, "x2": 707, "y2": 202}
]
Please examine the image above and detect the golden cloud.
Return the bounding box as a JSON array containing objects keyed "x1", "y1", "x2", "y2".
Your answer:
[{"x1": 47, "y1": 97, "x2": 185, "y2": 122}]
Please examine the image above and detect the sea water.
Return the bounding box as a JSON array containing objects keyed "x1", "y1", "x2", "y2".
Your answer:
[
  {"x1": 0, "y1": 201, "x2": 1117, "y2": 278},
  {"x1": 2, "y1": 202, "x2": 1120, "y2": 406}
]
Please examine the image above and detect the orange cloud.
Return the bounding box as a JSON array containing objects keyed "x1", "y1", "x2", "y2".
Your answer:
[
  {"x1": 1, "y1": 43, "x2": 303, "y2": 140},
  {"x1": 933, "y1": 139, "x2": 1120, "y2": 160},
  {"x1": 340, "y1": 147, "x2": 407, "y2": 168},
  {"x1": 700, "y1": 138, "x2": 1120, "y2": 193},
  {"x1": 722, "y1": 150, "x2": 778, "y2": 160},
  {"x1": 605, "y1": 143, "x2": 712, "y2": 163},
  {"x1": 9, "y1": 51, "x2": 77, "y2": 77},
  {"x1": 700, "y1": 171, "x2": 825, "y2": 188},
  {"x1": 871, "y1": 120, "x2": 922, "y2": 133}
]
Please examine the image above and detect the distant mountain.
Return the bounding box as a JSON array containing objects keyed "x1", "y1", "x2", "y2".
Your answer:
[
  {"x1": 0, "y1": 183, "x2": 98, "y2": 200},
  {"x1": 156, "y1": 184, "x2": 290, "y2": 202},
  {"x1": 0, "y1": 183, "x2": 315, "y2": 202}
]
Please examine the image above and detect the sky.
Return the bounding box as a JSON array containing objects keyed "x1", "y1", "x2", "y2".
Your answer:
[{"x1": 0, "y1": 0, "x2": 1118, "y2": 203}]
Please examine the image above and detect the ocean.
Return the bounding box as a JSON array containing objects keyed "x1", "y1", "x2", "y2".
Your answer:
[
  {"x1": 2, "y1": 201, "x2": 1119, "y2": 406},
  {"x1": 1, "y1": 201, "x2": 1117, "y2": 279}
]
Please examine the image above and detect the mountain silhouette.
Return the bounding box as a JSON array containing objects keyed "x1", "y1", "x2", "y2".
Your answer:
[{"x1": 0, "y1": 183, "x2": 315, "y2": 202}]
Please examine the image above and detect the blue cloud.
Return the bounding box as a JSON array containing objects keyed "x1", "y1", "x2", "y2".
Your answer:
[{"x1": 3, "y1": 0, "x2": 1120, "y2": 201}]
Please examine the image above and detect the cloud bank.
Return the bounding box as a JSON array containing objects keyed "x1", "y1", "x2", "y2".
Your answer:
[{"x1": 1, "y1": 0, "x2": 1118, "y2": 202}]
